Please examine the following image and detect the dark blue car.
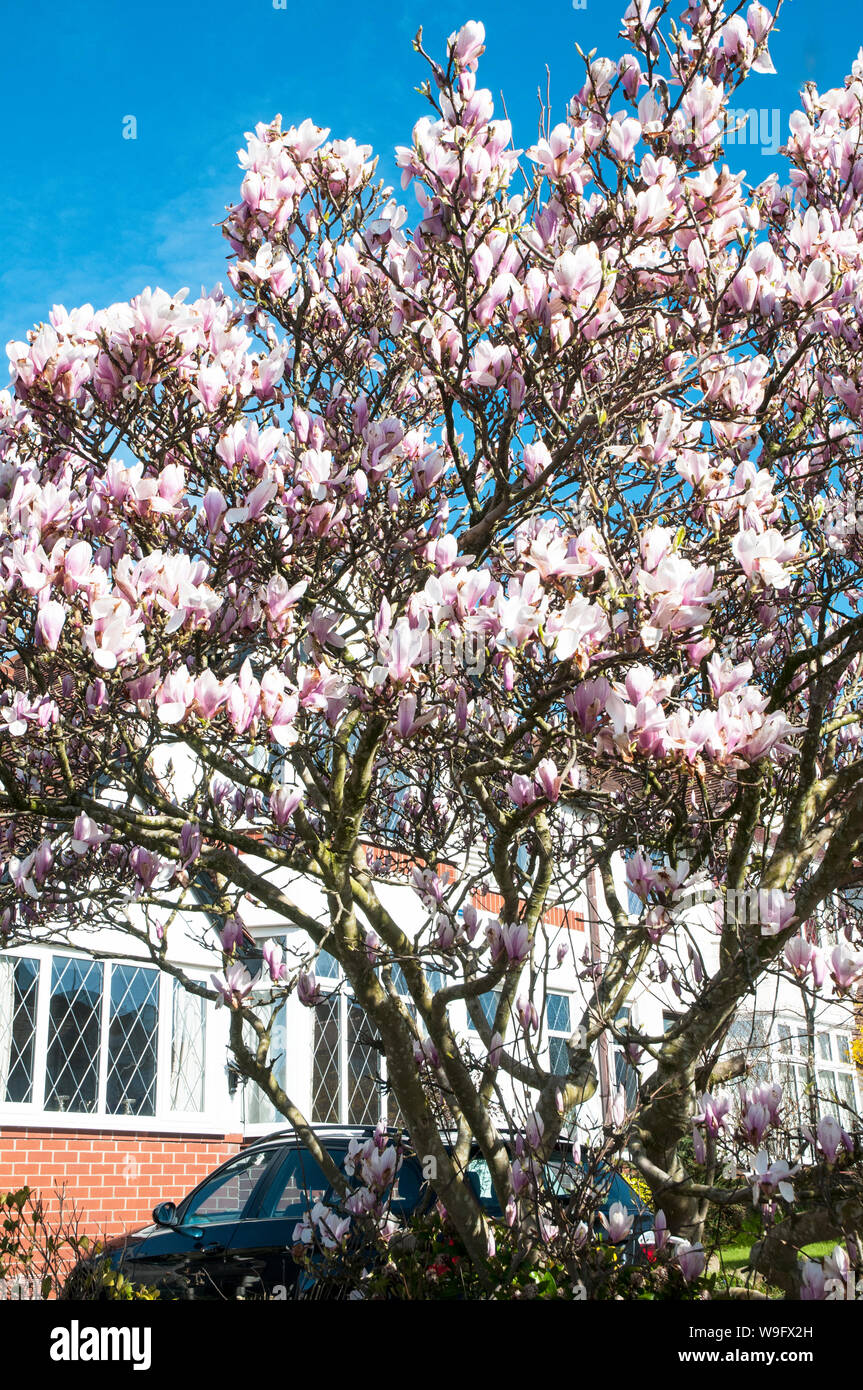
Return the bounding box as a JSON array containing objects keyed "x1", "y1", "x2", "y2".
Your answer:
[{"x1": 61, "y1": 1125, "x2": 652, "y2": 1299}]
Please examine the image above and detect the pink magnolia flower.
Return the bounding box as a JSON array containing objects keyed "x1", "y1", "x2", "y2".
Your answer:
[
  {"x1": 611, "y1": 1083, "x2": 628, "y2": 1129},
  {"x1": 625, "y1": 849, "x2": 658, "y2": 902},
  {"x1": 506, "y1": 773, "x2": 536, "y2": 808},
  {"x1": 449, "y1": 19, "x2": 485, "y2": 69},
  {"x1": 297, "y1": 971, "x2": 322, "y2": 1007},
  {"x1": 599, "y1": 1201, "x2": 634, "y2": 1243},
  {"x1": 803, "y1": 1114, "x2": 853, "y2": 1164},
  {"x1": 270, "y1": 785, "x2": 303, "y2": 827},
  {"x1": 695, "y1": 1090, "x2": 732, "y2": 1137},
  {"x1": 413, "y1": 1036, "x2": 440, "y2": 1068},
  {"x1": 784, "y1": 935, "x2": 817, "y2": 979},
  {"x1": 70, "y1": 813, "x2": 111, "y2": 854},
  {"x1": 35, "y1": 600, "x2": 66, "y2": 651},
  {"x1": 534, "y1": 758, "x2": 561, "y2": 802},
  {"x1": 516, "y1": 995, "x2": 538, "y2": 1032},
  {"x1": 211, "y1": 963, "x2": 255, "y2": 1008},
  {"x1": 262, "y1": 938, "x2": 287, "y2": 983},
  {"x1": 220, "y1": 916, "x2": 244, "y2": 953},
  {"x1": 692, "y1": 1125, "x2": 707, "y2": 1165},
  {"x1": 748, "y1": 1150, "x2": 797, "y2": 1205},
  {"x1": 677, "y1": 1242, "x2": 707, "y2": 1283},
  {"x1": 654, "y1": 1209, "x2": 668, "y2": 1251},
  {"x1": 740, "y1": 1102, "x2": 771, "y2": 1146},
  {"x1": 524, "y1": 1110, "x2": 544, "y2": 1151},
  {"x1": 493, "y1": 920, "x2": 529, "y2": 963},
  {"x1": 732, "y1": 529, "x2": 801, "y2": 591},
  {"x1": 800, "y1": 1260, "x2": 828, "y2": 1300},
  {"x1": 829, "y1": 944, "x2": 863, "y2": 995}
]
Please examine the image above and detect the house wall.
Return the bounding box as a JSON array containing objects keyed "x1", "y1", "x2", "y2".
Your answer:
[
  {"x1": 0, "y1": 1126, "x2": 243, "y2": 1239},
  {"x1": 2, "y1": 830, "x2": 860, "y2": 1245}
]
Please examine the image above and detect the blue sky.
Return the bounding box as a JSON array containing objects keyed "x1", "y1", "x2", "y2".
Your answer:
[{"x1": 1, "y1": 0, "x2": 860, "y2": 351}]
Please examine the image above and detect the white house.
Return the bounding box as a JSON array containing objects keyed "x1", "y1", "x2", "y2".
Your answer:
[{"x1": 1, "y1": 786, "x2": 860, "y2": 1234}]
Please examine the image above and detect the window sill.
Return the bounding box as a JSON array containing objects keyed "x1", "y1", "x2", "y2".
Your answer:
[{"x1": 0, "y1": 1107, "x2": 239, "y2": 1137}]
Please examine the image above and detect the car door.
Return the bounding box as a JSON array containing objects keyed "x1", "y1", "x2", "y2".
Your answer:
[
  {"x1": 123, "y1": 1147, "x2": 279, "y2": 1299},
  {"x1": 223, "y1": 1144, "x2": 333, "y2": 1299}
]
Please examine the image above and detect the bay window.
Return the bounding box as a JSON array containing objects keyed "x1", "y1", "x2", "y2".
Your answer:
[{"x1": 0, "y1": 950, "x2": 208, "y2": 1121}]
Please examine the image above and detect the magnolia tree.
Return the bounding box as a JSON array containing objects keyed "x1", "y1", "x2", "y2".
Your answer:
[{"x1": 3, "y1": 0, "x2": 863, "y2": 1291}]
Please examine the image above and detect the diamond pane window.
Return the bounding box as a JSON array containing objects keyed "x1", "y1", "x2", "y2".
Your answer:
[
  {"x1": 347, "y1": 997, "x2": 380, "y2": 1125},
  {"x1": 426, "y1": 967, "x2": 446, "y2": 994},
  {"x1": 390, "y1": 963, "x2": 410, "y2": 996},
  {"x1": 311, "y1": 994, "x2": 341, "y2": 1123},
  {"x1": 547, "y1": 993, "x2": 571, "y2": 1076},
  {"x1": 547, "y1": 993, "x2": 570, "y2": 1035},
  {"x1": 316, "y1": 949, "x2": 339, "y2": 979},
  {"x1": 467, "y1": 991, "x2": 499, "y2": 1031},
  {"x1": 244, "y1": 1002, "x2": 287, "y2": 1125},
  {"x1": 170, "y1": 981, "x2": 206, "y2": 1112},
  {"x1": 107, "y1": 965, "x2": 159, "y2": 1116},
  {"x1": 45, "y1": 957, "x2": 103, "y2": 1113},
  {"x1": 0, "y1": 955, "x2": 39, "y2": 1104}
]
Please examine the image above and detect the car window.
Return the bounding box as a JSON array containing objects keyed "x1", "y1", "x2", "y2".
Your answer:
[
  {"x1": 181, "y1": 1149, "x2": 274, "y2": 1226},
  {"x1": 387, "y1": 1158, "x2": 423, "y2": 1211},
  {"x1": 462, "y1": 1156, "x2": 504, "y2": 1214},
  {"x1": 262, "y1": 1149, "x2": 330, "y2": 1218}
]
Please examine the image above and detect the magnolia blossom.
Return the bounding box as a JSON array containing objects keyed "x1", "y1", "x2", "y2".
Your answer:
[
  {"x1": 676, "y1": 1241, "x2": 706, "y2": 1282},
  {"x1": 829, "y1": 944, "x2": 863, "y2": 995},
  {"x1": 803, "y1": 1114, "x2": 853, "y2": 1164},
  {"x1": 748, "y1": 1149, "x2": 797, "y2": 1205},
  {"x1": 293, "y1": 1202, "x2": 351, "y2": 1250},
  {"x1": 69, "y1": 813, "x2": 111, "y2": 854},
  {"x1": 800, "y1": 1260, "x2": 828, "y2": 1300},
  {"x1": 297, "y1": 971, "x2": 322, "y2": 1007},
  {"x1": 262, "y1": 938, "x2": 287, "y2": 983},
  {"x1": 694, "y1": 1090, "x2": 732, "y2": 1137},
  {"x1": 220, "y1": 916, "x2": 244, "y2": 953},
  {"x1": 211, "y1": 963, "x2": 256, "y2": 1008},
  {"x1": 486, "y1": 919, "x2": 529, "y2": 964},
  {"x1": 599, "y1": 1201, "x2": 634, "y2": 1243}
]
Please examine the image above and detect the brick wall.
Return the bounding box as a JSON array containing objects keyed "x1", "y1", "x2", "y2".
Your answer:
[{"x1": 0, "y1": 1127, "x2": 243, "y2": 1240}]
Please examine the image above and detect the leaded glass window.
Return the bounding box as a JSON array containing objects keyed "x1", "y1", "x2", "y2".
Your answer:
[
  {"x1": 0, "y1": 955, "x2": 39, "y2": 1104},
  {"x1": 547, "y1": 992, "x2": 571, "y2": 1076},
  {"x1": 107, "y1": 965, "x2": 159, "y2": 1116},
  {"x1": 312, "y1": 994, "x2": 341, "y2": 1123},
  {"x1": 45, "y1": 957, "x2": 103, "y2": 1113},
  {"x1": 170, "y1": 982, "x2": 207, "y2": 1112},
  {"x1": 347, "y1": 997, "x2": 380, "y2": 1125}
]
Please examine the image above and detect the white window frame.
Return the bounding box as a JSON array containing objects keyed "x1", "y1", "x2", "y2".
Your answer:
[
  {"x1": 774, "y1": 1015, "x2": 861, "y2": 1126},
  {"x1": 0, "y1": 945, "x2": 216, "y2": 1134},
  {"x1": 546, "y1": 991, "x2": 572, "y2": 1076},
  {"x1": 610, "y1": 1006, "x2": 639, "y2": 1110},
  {"x1": 243, "y1": 936, "x2": 388, "y2": 1131}
]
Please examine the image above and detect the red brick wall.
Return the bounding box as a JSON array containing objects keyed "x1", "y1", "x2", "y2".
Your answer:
[{"x1": 0, "y1": 1127, "x2": 243, "y2": 1240}]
